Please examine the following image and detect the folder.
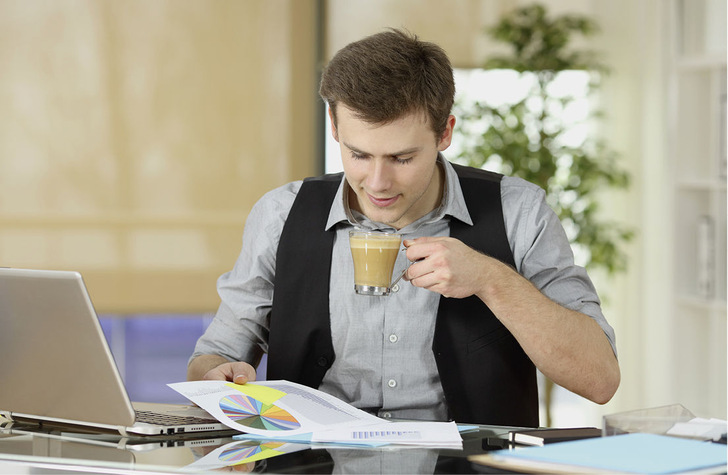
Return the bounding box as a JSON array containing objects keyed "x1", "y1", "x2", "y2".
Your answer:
[{"x1": 469, "y1": 433, "x2": 727, "y2": 474}]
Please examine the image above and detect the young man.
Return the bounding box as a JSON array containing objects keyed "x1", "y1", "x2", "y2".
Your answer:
[{"x1": 188, "y1": 29, "x2": 619, "y2": 426}]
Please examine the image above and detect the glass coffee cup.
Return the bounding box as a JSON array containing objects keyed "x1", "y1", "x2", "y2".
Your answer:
[{"x1": 349, "y1": 230, "x2": 409, "y2": 296}]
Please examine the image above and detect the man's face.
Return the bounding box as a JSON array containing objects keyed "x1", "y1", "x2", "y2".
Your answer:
[{"x1": 331, "y1": 105, "x2": 455, "y2": 230}]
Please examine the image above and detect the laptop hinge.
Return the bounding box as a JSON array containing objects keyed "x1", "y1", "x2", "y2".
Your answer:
[{"x1": 8, "y1": 412, "x2": 127, "y2": 435}]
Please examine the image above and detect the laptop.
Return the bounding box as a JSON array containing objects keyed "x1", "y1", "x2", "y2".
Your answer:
[
  {"x1": 0, "y1": 418, "x2": 233, "y2": 453},
  {"x1": 0, "y1": 268, "x2": 234, "y2": 437}
]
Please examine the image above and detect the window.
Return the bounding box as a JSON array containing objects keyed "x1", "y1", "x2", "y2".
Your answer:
[{"x1": 324, "y1": 68, "x2": 591, "y2": 176}]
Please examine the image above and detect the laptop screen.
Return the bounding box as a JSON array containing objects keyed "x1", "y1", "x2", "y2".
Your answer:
[{"x1": 0, "y1": 268, "x2": 136, "y2": 427}]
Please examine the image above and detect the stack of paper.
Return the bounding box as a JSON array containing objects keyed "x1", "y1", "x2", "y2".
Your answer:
[
  {"x1": 667, "y1": 417, "x2": 727, "y2": 440},
  {"x1": 169, "y1": 380, "x2": 462, "y2": 448},
  {"x1": 312, "y1": 421, "x2": 462, "y2": 447}
]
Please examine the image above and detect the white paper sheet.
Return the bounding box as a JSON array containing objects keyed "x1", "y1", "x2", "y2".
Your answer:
[
  {"x1": 168, "y1": 380, "x2": 382, "y2": 437},
  {"x1": 666, "y1": 417, "x2": 727, "y2": 440},
  {"x1": 169, "y1": 380, "x2": 463, "y2": 448},
  {"x1": 310, "y1": 421, "x2": 463, "y2": 448}
]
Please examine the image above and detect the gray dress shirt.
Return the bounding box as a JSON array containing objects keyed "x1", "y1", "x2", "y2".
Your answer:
[{"x1": 192, "y1": 157, "x2": 617, "y2": 421}]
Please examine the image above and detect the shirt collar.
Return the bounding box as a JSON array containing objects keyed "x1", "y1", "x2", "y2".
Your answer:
[{"x1": 324, "y1": 155, "x2": 473, "y2": 231}]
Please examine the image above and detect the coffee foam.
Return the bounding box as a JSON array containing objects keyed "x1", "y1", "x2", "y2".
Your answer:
[{"x1": 349, "y1": 235, "x2": 401, "y2": 249}]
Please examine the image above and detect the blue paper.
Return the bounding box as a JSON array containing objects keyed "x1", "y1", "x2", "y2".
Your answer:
[{"x1": 494, "y1": 433, "x2": 727, "y2": 474}]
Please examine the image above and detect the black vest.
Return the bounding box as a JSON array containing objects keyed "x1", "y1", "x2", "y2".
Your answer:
[{"x1": 268, "y1": 164, "x2": 539, "y2": 427}]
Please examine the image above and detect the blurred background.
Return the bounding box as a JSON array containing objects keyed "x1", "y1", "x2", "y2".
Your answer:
[{"x1": 0, "y1": 0, "x2": 725, "y2": 427}]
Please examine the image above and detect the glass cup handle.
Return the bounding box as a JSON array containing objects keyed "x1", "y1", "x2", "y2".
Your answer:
[
  {"x1": 390, "y1": 258, "x2": 423, "y2": 288},
  {"x1": 390, "y1": 267, "x2": 408, "y2": 288}
]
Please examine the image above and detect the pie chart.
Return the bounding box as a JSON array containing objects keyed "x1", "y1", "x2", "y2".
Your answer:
[
  {"x1": 218, "y1": 441, "x2": 285, "y2": 464},
  {"x1": 219, "y1": 393, "x2": 301, "y2": 430}
]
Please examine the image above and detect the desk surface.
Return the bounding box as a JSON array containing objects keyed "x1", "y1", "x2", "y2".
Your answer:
[{"x1": 0, "y1": 419, "x2": 519, "y2": 474}]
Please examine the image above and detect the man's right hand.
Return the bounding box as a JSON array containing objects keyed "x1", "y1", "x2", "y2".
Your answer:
[
  {"x1": 187, "y1": 354, "x2": 257, "y2": 385},
  {"x1": 203, "y1": 361, "x2": 257, "y2": 385}
]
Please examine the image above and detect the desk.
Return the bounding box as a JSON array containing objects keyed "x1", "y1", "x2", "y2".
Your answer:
[{"x1": 0, "y1": 419, "x2": 519, "y2": 474}]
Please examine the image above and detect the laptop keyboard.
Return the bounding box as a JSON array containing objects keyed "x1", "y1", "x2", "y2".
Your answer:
[{"x1": 135, "y1": 410, "x2": 218, "y2": 426}]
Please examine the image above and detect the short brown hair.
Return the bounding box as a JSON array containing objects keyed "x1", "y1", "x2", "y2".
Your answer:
[{"x1": 319, "y1": 29, "x2": 455, "y2": 139}]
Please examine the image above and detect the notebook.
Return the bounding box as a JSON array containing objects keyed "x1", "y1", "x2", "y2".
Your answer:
[
  {"x1": 0, "y1": 268, "x2": 232, "y2": 437},
  {"x1": 508, "y1": 427, "x2": 602, "y2": 446}
]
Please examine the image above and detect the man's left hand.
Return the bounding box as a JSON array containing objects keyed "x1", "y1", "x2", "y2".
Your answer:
[{"x1": 402, "y1": 236, "x2": 489, "y2": 299}]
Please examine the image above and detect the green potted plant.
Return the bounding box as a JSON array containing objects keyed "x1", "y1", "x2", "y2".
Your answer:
[
  {"x1": 453, "y1": 3, "x2": 632, "y2": 425},
  {"x1": 454, "y1": 3, "x2": 632, "y2": 275}
]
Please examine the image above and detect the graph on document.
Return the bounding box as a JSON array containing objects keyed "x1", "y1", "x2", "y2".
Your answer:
[{"x1": 219, "y1": 393, "x2": 301, "y2": 430}]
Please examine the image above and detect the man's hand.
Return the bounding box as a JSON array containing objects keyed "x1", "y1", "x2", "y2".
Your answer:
[
  {"x1": 403, "y1": 235, "x2": 620, "y2": 405},
  {"x1": 204, "y1": 362, "x2": 257, "y2": 385},
  {"x1": 188, "y1": 354, "x2": 257, "y2": 385},
  {"x1": 403, "y1": 236, "x2": 488, "y2": 299}
]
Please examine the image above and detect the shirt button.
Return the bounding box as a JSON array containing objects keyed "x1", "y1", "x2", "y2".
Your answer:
[
  {"x1": 391, "y1": 283, "x2": 400, "y2": 292},
  {"x1": 387, "y1": 379, "x2": 397, "y2": 388},
  {"x1": 388, "y1": 334, "x2": 398, "y2": 343}
]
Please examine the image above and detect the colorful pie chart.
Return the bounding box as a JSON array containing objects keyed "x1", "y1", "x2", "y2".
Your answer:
[
  {"x1": 219, "y1": 393, "x2": 301, "y2": 430},
  {"x1": 218, "y1": 441, "x2": 285, "y2": 464}
]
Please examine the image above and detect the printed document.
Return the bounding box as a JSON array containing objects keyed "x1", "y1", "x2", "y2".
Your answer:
[
  {"x1": 169, "y1": 380, "x2": 381, "y2": 437},
  {"x1": 169, "y1": 380, "x2": 462, "y2": 447}
]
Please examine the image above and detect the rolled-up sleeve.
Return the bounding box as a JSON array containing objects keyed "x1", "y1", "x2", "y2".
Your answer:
[
  {"x1": 190, "y1": 181, "x2": 302, "y2": 365},
  {"x1": 501, "y1": 176, "x2": 617, "y2": 357}
]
